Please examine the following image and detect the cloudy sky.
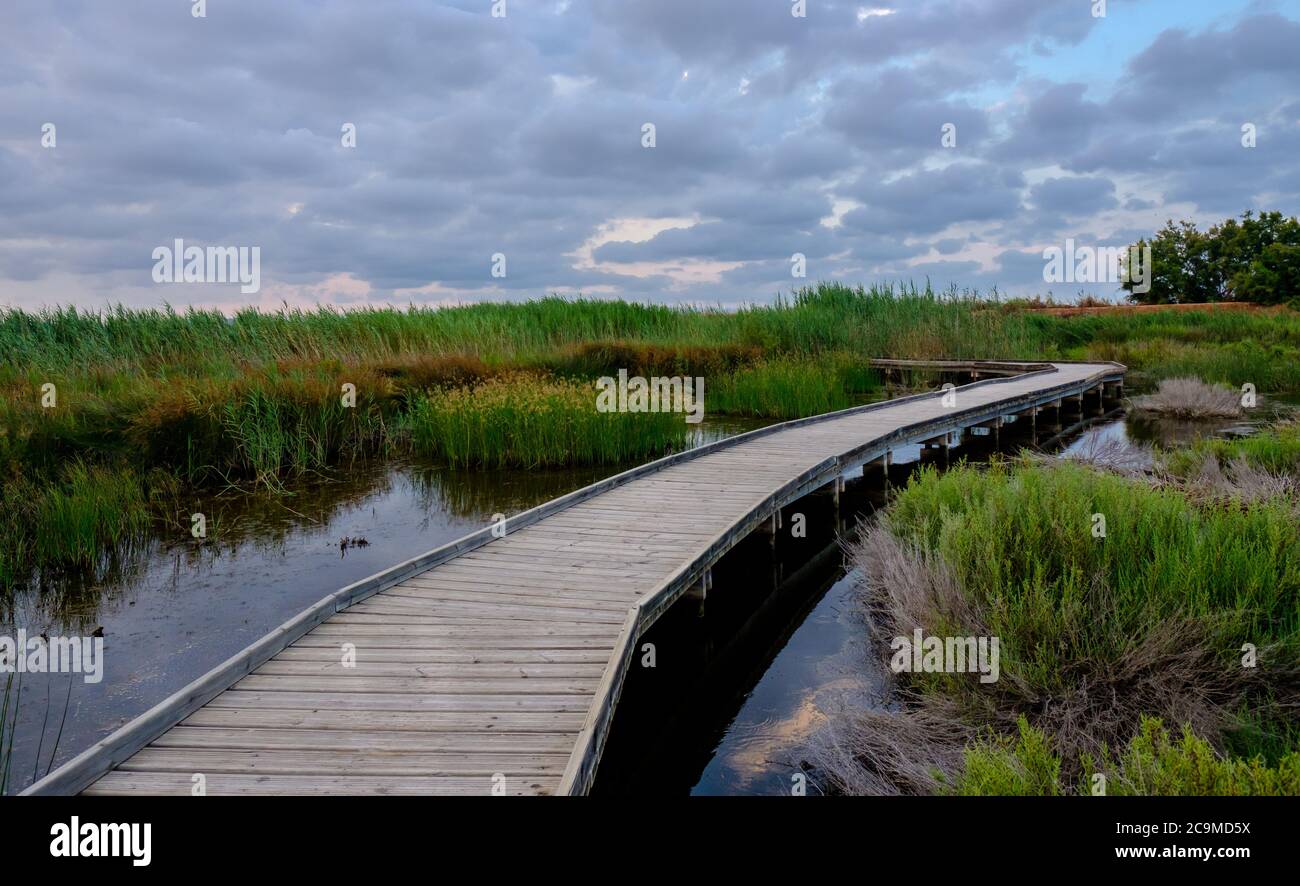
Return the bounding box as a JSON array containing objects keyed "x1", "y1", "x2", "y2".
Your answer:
[{"x1": 2, "y1": 0, "x2": 1298, "y2": 312}]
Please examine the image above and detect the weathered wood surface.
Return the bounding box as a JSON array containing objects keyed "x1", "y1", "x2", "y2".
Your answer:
[{"x1": 25, "y1": 360, "x2": 1122, "y2": 796}]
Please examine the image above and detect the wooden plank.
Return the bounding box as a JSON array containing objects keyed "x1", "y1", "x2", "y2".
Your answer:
[
  {"x1": 415, "y1": 567, "x2": 595, "y2": 586},
  {"x1": 83, "y1": 772, "x2": 557, "y2": 796},
  {"x1": 477, "y1": 540, "x2": 690, "y2": 559},
  {"x1": 356, "y1": 591, "x2": 635, "y2": 613},
  {"x1": 256, "y1": 659, "x2": 607, "y2": 679},
  {"x1": 120, "y1": 748, "x2": 571, "y2": 776},
  {"x1": 151, "y1": 726, "x2": 577, "y2": 753},
  {"x1": 450, "y1": 553, "x2": 664, "y2": 577},
  {"x1": 534, "y1": 521, "x2": 727, "y2": 537},
  {"x1": 307, "y1": 623, "x2": 618, "y2": 638},
  {"x1": 290, "y1": 635, "x2": 616, "y2": 650},
  {"x1": 418, "y1": 561, "x2": 653, "y2": 586},
  {"x1": 205, "y1": 690, "x2": 595, "y2": 713},
  {"x1": 235, "y1": 675, "x2": 599, "y2": 694},
  {"x1": 389, "y1": 577, "x2": 644, "y2": 602},
  {"x1": 272, "y1": 647, "x2": 612, "y2": 664},
  {"x1": 363, "y1": 593, "x2": 634, "y2": 615},
  {"x1": 180, "y1": 707, "x2": 585, "y2": 732},
  {"x1": 436, "y1": 559, "x2": 654, "y2": 584},
  {"x1": 538, "y1": 518, "x2": 722, "y2": 534},
  {"x1": 323, "y1": 613, "x2": 625, "y2": 628},
  {"x1": 331, "y1": 604, "x2": 628, "y2": 625}
]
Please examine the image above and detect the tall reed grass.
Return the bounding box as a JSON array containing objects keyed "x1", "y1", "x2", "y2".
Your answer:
[
  {"x1": 405, "y1": 375, "x2": 690, "y2": 468},
  {"x1": 708, "y1": 356, "x2": 878, "y2": 418},
  {"x1": 0, "y1": 462, "x2": 153, "y2": 587},
  {"x1": 0, "y1": 673, "x2": 16, "y2": 795}
]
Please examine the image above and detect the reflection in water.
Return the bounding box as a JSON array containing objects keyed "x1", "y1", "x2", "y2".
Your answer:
[{"x1": 593, "y1": 478, "x2": 888, "y2": 796}]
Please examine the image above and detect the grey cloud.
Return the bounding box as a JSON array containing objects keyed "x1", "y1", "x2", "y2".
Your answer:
[
  {"x1": 1029, "y1": 176, "x2": 1118, "y2": 217},
  {"x1": 0, "y1": 1, "x2": 1296, "y2": 309}
]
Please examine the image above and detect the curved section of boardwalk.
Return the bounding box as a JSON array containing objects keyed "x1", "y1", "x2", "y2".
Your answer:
[{"x1": 27, "y1": 360, "x2": 1124, "y2": 796}]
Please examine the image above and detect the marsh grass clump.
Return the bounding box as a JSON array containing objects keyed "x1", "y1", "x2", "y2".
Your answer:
[
  {"x1": 1162, "y1": 419, "x2": 1300, "y2": 479},
  {"x1": 1096, "y1": 716, "x2": 1300, "y2": 796},
  {"x1": 703, "y1": 354, "x2": 882, "y2": 419},
  {"x1": 544, "y1": 340, "x2": 763, "y2": 379},
  {"x1": 372, "y1": 354, "x2": 496, "y2": 392},
  {"x1": 947, "y1": 716, "x2": 1300, "y2": 796},
  {"x1": 709, "y1": 358, "x2": 860, "y2": 418},
  {"x1": 123, "y1": 367, "x2": 397, "y2": 488},
  {"x1": 945, "y1": 717, "x2": 1063, "y2": 796},
  {"x1": 812, "y1": 460, "x2": 1300, "y2": 795},
  {"x1": 1153, "y1": 420, "x2": 1300, "y2": 508},
  {"x1": 216, "y1": 376, "x2": 393, "y2": 487},
  {"x1": 1132, "y1": 376, "x2": 1244, "y2": 418},
  {"x1": 0, "y1": 461, "x2": 153, "y2": 587},
  {"x1": 405, "y1": 374, "x2": 690, "y2": 468}
]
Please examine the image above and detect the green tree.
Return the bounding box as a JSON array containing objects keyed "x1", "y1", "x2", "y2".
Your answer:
[
  {"x1": 1212, "y1": 211, "x2": 1300, "y2": 305},
  {"x1": 1124, "y1": 220, "x2": 1221, "y2": 304},
  {"x1": 1126, "y1": 211, "x2": 1300, "y2": 305}
]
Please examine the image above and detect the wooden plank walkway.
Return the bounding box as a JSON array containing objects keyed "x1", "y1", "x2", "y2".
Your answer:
[{"x1": 26, "y1": 360, "x2": 1124, "y2": 796}]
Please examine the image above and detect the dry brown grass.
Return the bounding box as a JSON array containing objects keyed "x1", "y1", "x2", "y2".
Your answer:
[
  {"x1": 1022, "y1": 301, "x2": 1271, "y2": 317},
  {"x1": 1053, "y1": 434, "x2": 1154, "y2": 475},
  {"x1": 1169, "y1": 452, "x2": 1300, "y2": 507},
  {"x1": 805, "y1": 706, "x2": 970, "y2": 796},
  {"x1": 547, "y1": 340, "x2": 763, "y2": 378},
  {"x1": 1132, "y1": 376, "x2": 1244, "y2": 418},
  {"x1": 372, "y1": 354, "x2": 495, "y2": 391}
]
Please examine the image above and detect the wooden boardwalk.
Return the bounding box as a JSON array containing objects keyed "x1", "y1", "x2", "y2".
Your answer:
[{"x1": 27, "y1": 360, "x2": 1124, "y2": 796}]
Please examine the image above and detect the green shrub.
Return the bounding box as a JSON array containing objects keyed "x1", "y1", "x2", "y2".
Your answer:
[{"x1": 950, "y1": 716, "x2": 1300, "y2": 796}]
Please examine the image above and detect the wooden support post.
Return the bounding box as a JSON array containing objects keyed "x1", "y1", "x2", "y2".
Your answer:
[{"x1": 689, "y1": 568, "x2": 712, "y2": 615}]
